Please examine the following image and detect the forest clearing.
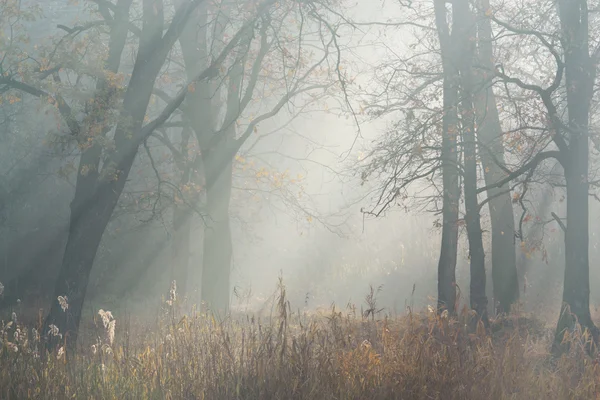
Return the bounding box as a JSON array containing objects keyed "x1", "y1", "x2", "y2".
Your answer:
[{"x1": 1, "y1": 0, "x2": 600, "y2": 398}]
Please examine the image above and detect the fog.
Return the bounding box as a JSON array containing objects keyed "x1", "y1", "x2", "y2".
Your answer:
[
  {"x1": 1, "y1": 0, "x2": 600, "y2": 342},
  {"x1": 6, "y1": 0, "x2": 600, "y2": 397}
]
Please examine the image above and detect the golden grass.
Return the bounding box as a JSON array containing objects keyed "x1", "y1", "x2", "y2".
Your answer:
[{"x1": 1, "y1": 285, "x2": 600, "y2": 399}]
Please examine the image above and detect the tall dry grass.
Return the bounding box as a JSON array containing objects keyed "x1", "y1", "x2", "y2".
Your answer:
[{"x1": 0, "y1": 280, "x2": 599, "y2": 399}]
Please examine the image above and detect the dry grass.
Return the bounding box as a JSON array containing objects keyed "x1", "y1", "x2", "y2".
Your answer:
[{"x1": 0, "y1": 283, "x2": 599, "y2": 400}]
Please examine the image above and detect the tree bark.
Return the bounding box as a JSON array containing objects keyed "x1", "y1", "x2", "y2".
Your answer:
[
  {"x1": 168, "y1": 126, "x2": 201, "y2": 300},
  {"x1": 44, "y1": 0, "x2": 133, "y2": 350},
  {"x1": 44, "y1": 0, "x2": 201, "y2": 351},
  {"x1": 553, "y1": 0, "x2": 598, "y2": 351},
  {"x1": 474, "y1": 0, "x2": 519, "y2": 315},
  {"x1": 455, "y1": 0, "x2": 489, "y2": 326},
  {"x1": 433, "y1": 0, "x2": 460, "y2": 314},
  {"x1": 44, "y1": 182, "x2": 117, "y2": 350},
  {"x1": 178, "y1": 3, "x2": 252, "y2": 313},
  {"x1": 554, "y1": 0, "x2": 597, "y2": 350},
  {"x1": 171, "y1": 193, "x2": 192, "y2": 299},
  {"x1": 177, "y1": 3, "x2": 234, "y2": 312},
  {"x1": 200, "y1": 151, "x2": 234, "y2": 313}
]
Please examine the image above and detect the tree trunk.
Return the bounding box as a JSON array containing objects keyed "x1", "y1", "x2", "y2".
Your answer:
[
  {"x1": 200, "y1": 153, "x2": 234, "y2": 313},
  {"x1": 178, "y1": 3, "x2": 247, "y2": 314},
  {"x1": 455, "y1": 0, "x2": 489, "y2": 325},
  {"x1": 44, "y1": 181, "x2": 117, "y2": 350},
  {"x1": 44, "y1": 0, "x2": 201, "y2": 351},
  {"x1": 177, "y1": 2, "x2": 232, "y2": 312},
  {"x1": 171, "y1": 203, "x2": 192, "y2": 299},
  {"x1": 474, "y1": 0, "x2": 519, "y2": 315},
  {"x1": 43, "y1": 0, "x2": 133, "y2": 349},
  {"x1": 554, "y1": 0, "x2": 598, "y2": 350},
  {"x1": 559, "y1": 161, "x2": 593, "y2": 324},
  {"x1": 433, "y1": 0, "x2": 460, "y2": 314},
  {"x1": 169, "y1": 127, "x2": 196, "y2": 300}
]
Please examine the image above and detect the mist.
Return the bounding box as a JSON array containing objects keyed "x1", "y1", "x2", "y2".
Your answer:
[{"x1": 2, "y1": 0, "x2": 600, "y2": 398}]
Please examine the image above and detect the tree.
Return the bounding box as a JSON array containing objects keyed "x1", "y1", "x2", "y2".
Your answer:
[
  {"x1": 433, "y1": 0, "x2": 460, "y2": 314},
  {"x1": 358, "y1": 0, "x2": 518, "y2": 321},
  {"x1": 43, "y1": 0, "x2": 210, "y2": 350},
  {"x1": 473, "y1": 0, "x2": 518, "y2": 315},
  {"x1": 153, "y1": 0, "x2": 346, "y2": 311},
  {"x1": 477, "y1": 0, "x2": 600, "y2": 348},
  {"x1": 554, "y1": 0, "x2": 598, "y2": 348},
  {"x1": 1, "y1": 0, "x2": 282, "y2": 350},
  {"x1": 1, "y1": 0, "x2": 350, "y2": 349},
  {"x1": 452, "y1": 0, "x2": 489, "y2": 325}
]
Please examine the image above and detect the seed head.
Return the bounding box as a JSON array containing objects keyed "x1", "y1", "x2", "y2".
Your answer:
[{"x1": 58, "y1": 296, "x2": 69, "y2": 312}]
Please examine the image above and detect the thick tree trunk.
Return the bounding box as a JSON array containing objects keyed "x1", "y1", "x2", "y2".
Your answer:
[
  {"x1": 44, "y1": 181, "x2": 117, "y2": 350},
  {"x1": 200, "y1": 155, "x2": 233, "y2": 313},
  {"x1": 554, "y1": 0, "x2": 598, "y2": 350},
  {"x1": 433, "y1": 0, "x2": 460, "y2": 314},
  {"x1": 44, "y1": 0, "x2": 200, "y2": 351},
  {"x1": 474, "y1": 0, "x2": 519, "y2": 315},
  {"x1": 559, "y1": 162, "x2": 592, "y2": 324},
  {"x1": 455, "y1": 0, "x2": 489, "y2": 325},
  {"x1": 178, "y1": 3, "x2": 246, "y2": 314},
  {"x1": 177, "y1": 3, "x2": 232, "y2": 312},
  {"x1": 43, "y1": 0, "x2": 130, "y2": 346}
]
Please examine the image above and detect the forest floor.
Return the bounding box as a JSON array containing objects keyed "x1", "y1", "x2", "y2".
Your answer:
[{"x1": 1, "y1": 287, "x2": 600, "y2": 399}]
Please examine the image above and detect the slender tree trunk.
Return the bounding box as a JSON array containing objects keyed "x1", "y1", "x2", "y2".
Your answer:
[
  {"x1": 171, "y1": 201, "x2": 192, "y2": 299},
  {"x1": 169, "y1": 150, "x2": 204, "y2": 303},
  {"x1": 433, "y1": 0, "x2": 460, "y2": 314},
  {"x1": 554, "y1": 0, "x2": 598, "y2": 350},
  {"x1": 474, "y1": 0, "x2": 519, "y2": 315},
  {"x1": 455, "y1": 0, "x2": 488, "y2": 325},
  {"x1": 169, "y1": 127, "x2": 195, "y2": 300},
  {"x1": 517, "y1": 185, "x2": 550, "y2": 280}
]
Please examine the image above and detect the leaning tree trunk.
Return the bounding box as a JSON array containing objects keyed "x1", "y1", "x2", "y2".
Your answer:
[
  {"x1": 474, "y1": 0, "x2": 519, "y2": 315},
  {"x1": 44, "y1": 180, "x2": 118, "y2": 350},
  {"x1": 45, "y1": 0, "x2": 201, "y2": 351},
  {"x1": 44, "y1": 0, "x2": 133, "y2": 350},
  {"x1": 455, "y1": 0, "x2": 488, "y2": 326},
  {"x1": 554, "y1": 0, "x2": 598, "y2": 350},
  {"x1": 433, "y1": 0, "x2": 461, "y2": 314}
]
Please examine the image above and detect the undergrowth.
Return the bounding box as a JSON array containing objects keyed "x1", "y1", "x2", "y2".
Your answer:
[{"x1": 0, "y1": 280, "x2": 599, "y2": 399}]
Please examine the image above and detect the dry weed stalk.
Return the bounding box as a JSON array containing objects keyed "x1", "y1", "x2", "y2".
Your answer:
[{"x1": 0, "y1": 285, "x2": 597, "y2": 399}]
